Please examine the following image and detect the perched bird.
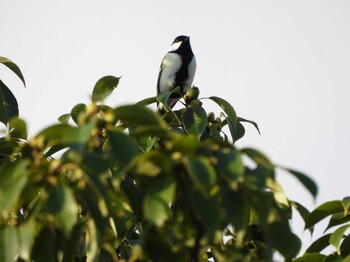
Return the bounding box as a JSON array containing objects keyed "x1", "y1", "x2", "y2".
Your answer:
[{"x1": 157, "y1": 35, "x2": 196, "y2": 113}]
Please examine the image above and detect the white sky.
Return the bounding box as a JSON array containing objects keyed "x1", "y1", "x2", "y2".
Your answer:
[{"x1": 1, "y1": 0, "x2": 350, "y2": 253}]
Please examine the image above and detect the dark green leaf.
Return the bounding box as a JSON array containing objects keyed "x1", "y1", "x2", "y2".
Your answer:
[
  {"x1": 71, "y1": 103, "x2": 86, "y2": 124},
  {"x1": 185, "y1": 156, "x2": 216, "y2": 193},
  {"x1": 64, "y1": 121, "x2": 94, "y2": 153},
  {"x1": 294, "y1": 253, "x2": 326, "y2": 262},
  {"x1": 47, "y1": 182, "x2": 78, "y2": 237},
  {"x1": 183, "y1": 105, "x2": 207, "y2": 139},
  {"x1": 36, "y1": 123, "x2": 70, "y2": 145},
  {"x1": 290, "y1": 201, "x2": 312, "y2": 232},
  {"x1": 329, "y1": 224, "x2": 350, "y2": 252},
  {"x1": 305, "y1": 201, "x2": 343, "y2": 229},
  {"x1": 279, "y1": 166, "x2": 317, "y2": 198},
  {"x1": 0, "y1": 80, "x2": 19, "y2": 126},
  {"x1": 241, "y1": 147, "x2": 274, "y2": 169},
  {"x1": 238, "y1": 117, "x2": 261, "y2": 134},
  {"x1": 0, "y1": 56, "x2": 26, "y2": 87},
  {"x1": 143, "y1": 176, "x2": 176, "y2": 226},
  {"x1": 135, "y1": 96, "x2": 158, "y2": 106},
  {"x1": 326, "y1": 212, "x2": 350, "y2": 232},
  {"x1": 268, "y1": 208, "x2": 301, "y2": 257},
  {"x1": 108, "y1": 129, "x2": 139, "y2": 171},
  {"x1": 0, "y1": 160, "x2": 28, "y2": 214},
  {"x1": 114, "y1": 104, "x2": 167, "y2": 128},
  {"x1": 217, "y1": 149, "x2": 244, "y2": 184},
  {"x1": 156, "y1": 86, "x2": 181, "y2": 112},
  {"x1": 92, "y1": 75, "x2": 120, "y2": 102},
  {"x1": 208, "y1": 96, "x2": 237, "y2": 133},
  {"x1": 9, "y1": 117, "x2": 27, "y2": 139},
  {"x1": 305, "y1": 233, "x2": 331, "y2": 253}
]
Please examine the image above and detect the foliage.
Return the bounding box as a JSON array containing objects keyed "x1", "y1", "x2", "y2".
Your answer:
[{"x1": 0, "y1": 57, "x2": 349, "y2": 261}]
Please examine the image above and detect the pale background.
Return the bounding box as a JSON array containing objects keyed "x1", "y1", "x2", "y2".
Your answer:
[{"x1": 1, "y1": 0, "x2": 350, "y2": 255}]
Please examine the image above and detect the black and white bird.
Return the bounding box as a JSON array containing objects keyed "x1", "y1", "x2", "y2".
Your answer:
[{"x1": 157, "y1": 35, "x2": 196, "y2": 113}]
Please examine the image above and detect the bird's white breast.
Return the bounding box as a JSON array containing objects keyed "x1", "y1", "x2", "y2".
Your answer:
[{"x1": 158, "y1": 53, "x2": 182, "y2": 93}]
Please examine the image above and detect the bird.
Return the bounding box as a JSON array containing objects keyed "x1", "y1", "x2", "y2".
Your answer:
[{"x1": 156, "y1": 35, "x2": 196, "y2": 114}]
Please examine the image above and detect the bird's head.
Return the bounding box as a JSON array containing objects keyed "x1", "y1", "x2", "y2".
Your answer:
[{"x1": 169, "y1": 35, "x2": 190, "y2": 51}]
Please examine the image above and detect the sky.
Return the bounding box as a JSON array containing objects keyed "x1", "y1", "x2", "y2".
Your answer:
[{"x1": 1, "y1": 0, "x2": 350, "y2": 254}]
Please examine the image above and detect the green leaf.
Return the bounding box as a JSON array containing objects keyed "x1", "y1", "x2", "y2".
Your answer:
[
  {"x1": 305, "y1": 233, "x2": 331, "y2": 253},
  {"x1": 64, "y1": 121, "x2": 94, "y2": 153},
  {"x1": 58, "y1": 113, "x2": 71, "y2": 124},
  {"x1": 0, "y1": 56, "x2": 26, "y2": 87},
  {"x1": 293, "y1": 253, "x2": 326, "y2": 262},
  {"x1": 135, "y1": 96, "x2": 158, "y2": 106},
  {"x1": 217, "y1": 149, "x2": 244, "y2": 184},
  {"x1": 183, "y1": 105, "x2": 207, "y2": 139},
  {"x1": 208, "y1": 96, "x2": 237, "y2": 133},
  {"x1": 238, "y1": 117, "x2": 261, "y2": 134},
  {"x1": 325, "y1": 212, "x2": 350, "y2": 232},
  {"x1": 108, "y1": 129, "x2": 139, "y2": 171},
  {"x1": 185, "y1": 156, "x2": 216, "y2": 193},
  {"x1": 9, "y1": 117, "x2": 27, "y2": 139},
  {"x1": 91, "y1": 75, "x2": 120, "y2": 102},
  {"x1": 156, "y1": 86, "x2": 181, "y2": 112},
  {"x1": 71, "y1": 103, "x2": 86, "y2": 124},
  {"x1": 192, "y1": 190, "x2": 221, "y2": 235},
  {"x1": 36, "y1": 123, "x2": 70, "y2": 145},
  {"x1": 0, "y1": 226, "x2": 20, "y2": 262},
  {"x1": 329, "y1": 224, "x2": 350, "y2": 253},
  {"x1": 18, "y1": 219, "x2": 35, "y2": 261},
  {"x1": 267, "y1": 208, "x2": 301, "y2": 257},
  {"x1": 279, "y1": 166, "x2": 317, "y2": 198},
  {"x1": 47, "y1": 182, "x2": 78, "y2": 237},
  {"x1": 114, "y1": 104, "x2": 167, "y2": 128},
  {"x1": 343, "y1": 197, "x2": 350, "y2": 216},
  {"x1": 0, "y1": 80, "x2": 19, "y2": 126},
  {"x1": 305, "y1": 201, "x2": 344, "y2": 229},
  {"x1": 290, "y1": 201, "x2": 311, "y2": 232},
  {"x1": 0, "y1": 160, "x2": 28, "y2": 214},
  {"x1": 143, "y1": 176, "x2": 176, "y2": 226},
  {"x1": 241, "y1": 147, "x2": 274, "y2": 169}
]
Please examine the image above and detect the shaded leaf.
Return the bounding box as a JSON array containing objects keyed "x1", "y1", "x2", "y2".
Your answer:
[
  {"x1": 0, "y1": 56, "x2": 26, "y2": 87},
  {"x1": 0, "y1": 80, "x2": 19, "y2": 126},
  {"x1": 291, "y1": 201, "x2": 312, "y2": 232},
  {"x1": 279, "y1": 166, "x2": 317, "y2": 199},
  {"x1": 209, "y1": 96, "x2": 237, "y2": 133},
  {"x1": 294, "y1": 253, "x2": 326, "y2": 262},
  {"x1": 238, "y1": 117, "x2": 261, "y2": 134},
  {"x1": 0, "y1": 160, "x2": 28, "y2": 214},
  {"x1": 241, "y1": 147, "x2": 274, "y2": 169},
  {"x1": 305, "y1": 233, "x2": 331, "y2": 253},
  {"x1": 114, "y1": 104, "x2": 167, "y2": 129},
  {"x1": 47, "y1": 182, "x2": 79, "y2": 237},
  {"x1": 9, "y1": 117, "x2": 27, "y2": 139},
  {"x1": 305, "y1": 201, "x2": 343, "y2": 229},
  {"x1": 135, "y1": 96, "x2": 158, "y2": 106},
  {"x1": 143, "y1": 176, "x2": 176, "y2": 226},
  {"x1": 326, "y1": 212, "x2": 350, "y2": 232},
  {"x1": 92, "y1": 75, "x2": 120, "y2": 102},
  {"x1": 71, "y1": 103, "x2": 86, "y2": 124},
  {"x1": 108, "y1": 129, "x2": 139, "y2": 171},
  {"x1": 185, "y1": 156, "x2": 216, "y2": 193},
  {"x1": 217, "y1": 149, "x2": 244, "y2": 184},
  {"x1": 183, "y1": 105, "x2": 207, "y2": 139}
]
